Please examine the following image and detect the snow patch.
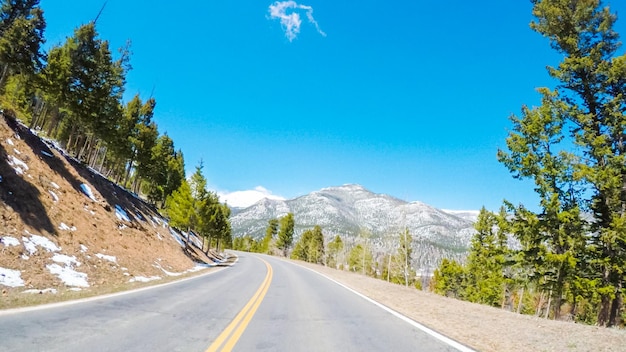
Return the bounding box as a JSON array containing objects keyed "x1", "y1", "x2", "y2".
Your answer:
[
  {"x1": 168, "y1": 227, "x2": 184, "y2": 246},
  {"x1": 49, "y1": 190, "x2": 59, "y2": 202},
  {"x1": 80, "y1": 244, "x2": 88, "y2": 253},
  {"x1": 80, "y1": 184, "x2": 97, "y2": 201},
  {"x1": 46, "y1": 263, "x2": 89, "y2": 287},
  {"x1": 6, "y1": 138, "x2": 14, "y2": 146},
  {"x1": 22, "y1": 288, "x2": 57, "y2": 294},
  {"x1": 50, "y1": 182, "x2": 60, "y2": 189},
  {"x1": 0, "y1": 267, "x2": 24, "y2": 287},
  {"x1": 52, "y1": 254, "x2": 81, "y2": 267},
  {"x1": 129, "y1": 276, "x2": 161, "y2": 283},
  {"x1": 13, "y1": 148, "x2": 20, "y2": 155},
  {"x1": 1, "y1": 236, "x2": 20, "y2": 247},
  {"x1": 22, "y1": 232, "x2": 61, "y2": 254},
  {"x1": 8, "y1": 155, "x2": 28, "y2": 170},
  {"x1": 41, "y1": 150, "x2": 53, "y2": 158},
  {"x1": 58, "y1": 223, "x2": 76, "y2": 232},
  {"x1": 115, "y1": 205, "x2": 131, "y2": 222},
  {"x1": 95, "y1": 253, "x2": 117, "y2": 263}
]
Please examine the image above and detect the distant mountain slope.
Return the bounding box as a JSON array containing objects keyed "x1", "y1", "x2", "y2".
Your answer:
[{"x1": 230, "y1": 184, "x2": 476, "y2": 269}]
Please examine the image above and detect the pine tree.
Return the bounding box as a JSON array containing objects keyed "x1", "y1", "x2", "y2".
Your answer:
[
  {"x1": 276, "y1": 213, "x2": 294, "y2": 256},
  {"x1": 307, "y1": 225, "x2": 325, "y2": 264},
  {"x1": 0, "y1": 0, "x2": 45, "y2": 89},
  {"x1": 326, "y1": 235, "x2": 344, "y2": 269},
  {"x1": 463, "y1": 208, "x2": 509, "y2": 307},
  {"x1": 432, "y1": 258, "x2": 466, "y2": 299},
  {"x1": 499, "y1": 0, "x2": 625, "y2": 326},
  {"x1": 165, "y1": 179, "x2": 194, "y2": 248},
  {"x1": 261, "y1": 219, "x2": 279, "y2": 253},
  {"x1": 348, "y1": 244, "x2": 373, "y2": 276}
]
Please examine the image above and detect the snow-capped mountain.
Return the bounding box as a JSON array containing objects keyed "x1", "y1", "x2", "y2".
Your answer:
[{"x1": 230, "y1": 184, "x2": 477, "y2": 269}]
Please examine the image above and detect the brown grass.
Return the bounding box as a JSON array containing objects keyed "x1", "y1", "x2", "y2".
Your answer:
[{"x1": 295, "y1": 261, "x2": 626, "y2": 352}]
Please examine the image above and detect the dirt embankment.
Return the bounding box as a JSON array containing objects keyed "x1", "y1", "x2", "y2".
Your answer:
[{"x1": 0, "y1": 113, "x2": 210, "y2": 305}]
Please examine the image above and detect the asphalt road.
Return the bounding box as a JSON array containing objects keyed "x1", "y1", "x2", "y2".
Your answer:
[{"x1": 0, "y1": 253, "x2": 464, "y2": 351}]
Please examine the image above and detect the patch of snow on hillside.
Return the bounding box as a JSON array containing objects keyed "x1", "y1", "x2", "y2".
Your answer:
[
  {"x1": 6, "y1": 138, "x2": 14, "y2": 146},
  {"x1": 80, "y1": 244, "x2": 88, "y2": 253},
  {"x1": 0, "y1": 175, "x2": 3, "y2": 182},
  {"x1": 0, "y1": 267, "x2": 24, "y2": 287},
  {"x1": 49, "y1": 190, "x2": 59, "y2": 202},
  {"x1": 1, "y1": 236, "x2": 20, "y2": 247},
  {"x1": 50, "y1": 182, "x2": 60, "y2": 189},
  {"x1": 23, "y1": 288, "x2": 57, "y2": 294},
  {"x1": 52, "y1": 254, "x2": 81, "y2": 267},
  {"x1": 22, "y1": 232, "x2": 61, "y2": 254},
  {"x1": 80, "y1": 184, "x2": 97, "y2": 201},
  {"x1": 41, "y1": 150, "x2": 53, "y2": 157},
  {"x1": 115, "y1": 205, "x2": 131, "y2": 222},
  {"x1": 154, "y1": 262, "x2": 183, "y2": 276},
  {"x1": 8, "y1": 155, "x2": 28, "y2": 175},
  {"x1": 129, "y1": 276, "x2": 161, "y2": 283},
  {"x1": 168, "y1": 227, "x2": 184, "y2": 246},
  {"x1": 58, "y1": 223, "x2": 76, "y2": 231},
  {"x1": 46, "y1": 263, "x2": 89, "y2": 287},
  {"x1": 13, "y1": 148, "x2": 20, "y2": 155},
  {"x1": 95, "y1": 253, "x2": 117, "y2": 263}
]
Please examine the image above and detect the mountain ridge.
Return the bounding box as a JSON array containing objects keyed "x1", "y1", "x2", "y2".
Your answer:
[{"x1": 230, "y1": 184, "x2": 476, "y2": 269}]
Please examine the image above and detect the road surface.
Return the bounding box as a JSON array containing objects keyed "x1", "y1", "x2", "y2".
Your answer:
[{"x1": 0, "y1": 253, "x2": 466, "y2": 351}]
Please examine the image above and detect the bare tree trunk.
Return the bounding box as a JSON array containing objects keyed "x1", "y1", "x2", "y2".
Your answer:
[
  {"x1": 545, "y1": 289, "x2": 553, "y2": 319},
  {"x1": 517, "y1": 288, "x2": 525, "y2": 314},
  {"x1": 536, "y1": 291, "x2": 545, "y2": 317}
]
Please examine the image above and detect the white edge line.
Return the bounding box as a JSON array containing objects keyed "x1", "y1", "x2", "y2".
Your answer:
[
  {"x1": 297, "y1": 263, "x2": 476, "y2": 352},
  {"x1": 0, "y1": 256, "x2": 239, "y2": 316}
]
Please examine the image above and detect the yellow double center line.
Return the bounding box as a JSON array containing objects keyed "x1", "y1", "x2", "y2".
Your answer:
[{"x1": 206, "y1": 258, "x2": 273, "y2": 352}]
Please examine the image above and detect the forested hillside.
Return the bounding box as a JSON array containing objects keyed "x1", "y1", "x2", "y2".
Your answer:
[
  {"x1": 430, "y1": 0, "x2": 626, "y2": 328},
  {"x1": 0, "y1": 1, "x2": 232, "y2": 303},
  {"x1": 0, "y1": 1, "x2": 185, "y2": 205}
]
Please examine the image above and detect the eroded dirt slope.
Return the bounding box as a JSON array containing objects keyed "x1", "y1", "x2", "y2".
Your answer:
[{"x1": 0, "y1": 114, "x2": 200, "y2": 298}]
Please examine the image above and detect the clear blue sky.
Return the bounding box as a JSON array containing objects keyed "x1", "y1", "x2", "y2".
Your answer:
[{"x1": 40, "y1": 0, "x2": 626, "y2": 210}]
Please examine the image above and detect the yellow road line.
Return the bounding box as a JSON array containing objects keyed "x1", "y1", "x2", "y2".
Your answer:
[{"x1": 206, "y1": 259, "x2": 273, "y2": 352}]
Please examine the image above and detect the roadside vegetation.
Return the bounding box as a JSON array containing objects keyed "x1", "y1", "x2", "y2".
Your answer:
[
  {"x1": 233, "y1": 0, "x2": 626, "y2": 329},
  {"x1": 0, "y1": 0, "x2": 232, "y2": 252}
]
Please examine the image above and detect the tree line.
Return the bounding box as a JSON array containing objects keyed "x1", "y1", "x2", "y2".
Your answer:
[
  {"x1": 0, "y1": 0, "x2": 184, "y2": 207},
  {"x1": 432, "y1": 0, "x2": 626, "y2": 327},
  {"x1": 232, "y1": 215, "x2": 423, "y2": 290},
  {"x1": 0, "y1": 1, "x2": 232, "y2": 253}
]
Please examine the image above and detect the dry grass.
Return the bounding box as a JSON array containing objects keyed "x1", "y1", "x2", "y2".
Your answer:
[{"x1": 296, "y1": 261, "x2": 626, "y2": 352}]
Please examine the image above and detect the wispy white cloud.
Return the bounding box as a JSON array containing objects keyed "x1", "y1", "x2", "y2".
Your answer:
[
  {"x1": 268, "y1": 1, "x2": 326, "y2": 41},
  {"x1": 218, "y1": 186, "x2": 285, "y2": 208}
]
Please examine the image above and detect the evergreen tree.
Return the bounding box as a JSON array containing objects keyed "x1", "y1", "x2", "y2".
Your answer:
[
  {"x1": 0, "y1": 0, "x2": 45, "y2": 89},
  {"x1": 291, "y1": 228, "x2": 313, "y2": 261},
  {"x1": 463, "y1": 208, "x2": 509, "y2": 307},
  {"x1": 326, "y1": 235, "x2": 344, "y2": 269},
  {"x1": 276, "y1": 213, "x2": 294, "y2": 256},
  {"x1": 432, "y1": 258, "x2": 466, "y2": 299},
  {"x1": 261, "y1": 218, "x2": 279, "y2": 253},
  {"x1": 165, "y1": 179, "x2": 194, "y2": 248},
  {"x1": 499, "y1": 0, "x2": 625, "y2": 326},
  {"x1": 348, "y1": 244, "x2": 373, "y2": 276},
  {"x1": 307, "y1": 225, "x2": 325, "y2": 264}
]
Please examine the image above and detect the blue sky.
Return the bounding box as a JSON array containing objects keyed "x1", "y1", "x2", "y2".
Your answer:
[{"x1": 40, "y1": 1, "x2": 626, "y2": 210}]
